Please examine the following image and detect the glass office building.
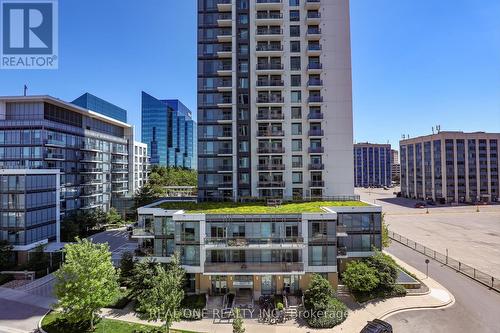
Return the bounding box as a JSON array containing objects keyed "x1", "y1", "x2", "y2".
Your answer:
[
  {"x1": 72, "y1": 93, "x2": 128, "y2": 123},
  {"x1": 0, "y1": 95, "x2": 134, "y2": 216},
  {"x1": 353, "y1": 143, "x2": 392, "y2": 187},
  {"x1": 400, "y1": 131, "x2": 500, "y2": 203},
  {"x1": 141, "y1": 92, "x2": 196, "y2": 169}
]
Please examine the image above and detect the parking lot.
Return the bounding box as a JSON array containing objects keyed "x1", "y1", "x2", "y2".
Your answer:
[{"x1": 356, "y1": 187, "x2": 500, "y2": 278}]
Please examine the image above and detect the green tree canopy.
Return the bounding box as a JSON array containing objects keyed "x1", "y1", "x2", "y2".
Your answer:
[
  {"x1": 304, "y1": 273, "x2": 335, "y2": 311},
  {"x1": 54, "y1": 238, "x2": 120, "y2": 330},
  {"x1": 343, "y1": 261, "x2": 379, "y2": 293},
  {"x1": 232, "y1": 308, "x2": 245, "y2": 333},
  {"x1": 0, "y1": 240, "x2": 13, "y2": 270}
]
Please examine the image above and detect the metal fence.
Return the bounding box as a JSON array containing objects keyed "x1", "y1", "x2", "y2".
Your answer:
[{"x1": 389, "y1": 230, "x2": 500, "y2": 293}]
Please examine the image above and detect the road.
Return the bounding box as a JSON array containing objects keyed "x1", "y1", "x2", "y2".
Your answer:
[
  {"x1": 385, "y1": 241, "x2": 500, "y2": 333},
  {"x1": 0, "y1": 229, "x2": 134, "y2": 333}
]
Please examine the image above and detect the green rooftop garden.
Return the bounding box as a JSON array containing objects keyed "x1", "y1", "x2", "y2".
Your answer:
[{"x1": 157, "y1": 200, "x2": 367, "y2": 214}]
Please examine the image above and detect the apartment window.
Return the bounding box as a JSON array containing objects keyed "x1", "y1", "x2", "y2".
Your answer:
[
  {"x1": 238, "y1": 109, "x2": 249, "y2": 120},
  {"x1": 291, "y1": 123, "x2": 302, "y2": 135},
  {"x1": 239, "y1": 173, "x2": 249, "y2": 185},
  {"x1": 238, "y1": 125, "x2": 248, "y2": 136},
  {"x1": 239, "y1": 141, "x2": 249, "y2": 153},
  {"x1": 291, "y1": 91, "x2": 302, "y2": 103},
  {"x1": 238, "y1": 29, "x2": 248, "y2": 39},
  {"x1": 292, "y1": 155, "x2": 303, "y2": 168},
  {"x1": 290, "y1": 25, "x2": 300, "y2": 37},
  {"x1": 238, "y1": 14, "x2": 248, "y2": 24},
  {"x1": 238, "y1": 44, "x2": 249, "y2": 55},
  {"x1": 289, "y1": 0, "x2": 299, "y2": 6},
  {"x1": 291, "y1": 107, "x2": 302, "y2": 119},
  {"x1": 289, "y1": 10, "x2": 300, "y2": 21},
  {"x1": 239, "y1": 61, "x2": 248, "y2": 73},
  {"x1": 291, "y1": 75, "x2": 301, "y2": 87},
  {"x1": 292, "y1": 139, "x2": 302, "y2": 152},
  {"x1": 292, "y1": 172, "x2": 303, "y2": 184},
  {"x1": 238, "y1": 0, "x2": 248, "y2": 9},
  {"x1": 238, "y1": 78, "x2": 249, "y2": 88},
  {"x1": 290, "y1": 41, "x2": 300, "y2": 53},
  {"x1": 292, "y1": 188, "x2": 303, "y2": 198},
  {"x1": 239, "y1": 157, "x2": 249, "y2": 168},
  {"x1": 290, "y1": 57, "x2": 301, "y2": 71}
]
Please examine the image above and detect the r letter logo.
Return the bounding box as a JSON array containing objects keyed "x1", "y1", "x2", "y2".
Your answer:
[{"x1": 1, "y1": 0, "x2": 58, "y2": 69}]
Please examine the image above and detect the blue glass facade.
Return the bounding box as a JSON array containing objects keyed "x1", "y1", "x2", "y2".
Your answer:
[
  {"x1": 141, "y1": 92, "x2": 196, "y2": 169},
  {"x1": 72, "y1": 93, "x2": 127, "y2": 123},
  {"x1": 353, "y1": 144, "x2": 392, "y2": 187}
]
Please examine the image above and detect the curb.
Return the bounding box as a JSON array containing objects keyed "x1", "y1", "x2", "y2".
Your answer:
[
  {"x1": 379, "y1": 293, "x2": 455, "y2": 320},
  {"x1": 38, "y1": 310, "x2": 50, "y2": 333}
]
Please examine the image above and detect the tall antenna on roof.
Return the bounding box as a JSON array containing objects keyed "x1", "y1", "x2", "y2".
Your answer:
[{"x1": 23, "y1": 84, "x2": 28, "y2": 96}]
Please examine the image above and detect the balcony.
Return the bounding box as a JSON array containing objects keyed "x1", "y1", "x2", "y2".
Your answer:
[
  {"x1": 257, "y1": 146, "x2": 285, "y2": 154},
  {"x1": 337, "y1": 246, "x2": 348, "y2": 258},
  {"x1": 205, "y1": 237, "x2": 304, "y2": 248},
  {"x1": 308, "y1": 96, "x2": 324, "y2": 104},
  {"x1": 307, "y1": 79, "x2": 323, "y2": 89},
  {"x1": 308, "y1": 112, "x2": 324, "y2": 120},
  {"x1": 307, "y1": 62, "x2": 323, "y2": 73},
  {"x1": 256, "y1": 63, "x2": 284, "y2": 73},
  {"x1": 256, "y1": 112, "x2": 284, "y2": 121},
  {"x1": 132, "y1": 228, "x2": 154, "y2": 239},
  {"x1": 308, "y1": 146, "x2": 324, "y2": 153},
  {"x1": 80, "y1": 167, "x2": 103, "y2": 174},
  {"x1": 257, "y1": 164, "x2": 285, "y2": 171},
  {"x1": 255, "y1": 0, "x2": 283, "y2": 10},
  {"x1": 256, "y1": 95, "x2": 284, "y2": 106},
  {"x1": 204, "y1": 262, "x2": 304, "y2": 274},
  {"x1": 217, "y1": 64, "x2": 232, "y2": 76},
  {"x1": 45, "y1": 153, "x2": 65, "y2": 160},
  {"x1": 217, "y1": 45, "x2": 232, "y2": 58},
  {"x1": 256, "y1": 79, "x2": 284, "y2": 90},
  {"x1": 45, "y1": 139, "x2": 65, "y2": 147},
  {"x1": 217, "y1": 98, "x2": 233, "y2": 108},
  {"x1": 306, "y1": 44, "x2": 322, "y2": 55},
  {"x1": 306, "y1": 27, "x2": 322, "y2": 40},
  {"x1": 256, "y1": 27, "x2": 283, "y2": 41},
  {"x1": 112, "y1": 157, "x2": 128, "y2": 164},
  {"x1": 216, "y1": 148, "x2": 233, "y2": 155},
  {"x1": 217, "y1": 12, "x2": 232, "y2": 26},
  {"x1": 256, "y1": 44, "x2": 284, "y2": 56},
  {"x1": 308, "y1": 129, "x2": 324, "y2": 137},
  {"x1": 309, "y1": 163, "x2": 324, "y2": 170},
  {"x1": 256, "y1": 12, "x2": 283, "y2": 25},
  {"x1": 310, "y1": 180, "x2": 325, "y2": 188},
  {"x1": 217, "y1": 165, "x2": 233, "y2": 172},
  {"x1": 337, "y1": 224, "x2": 348, "y2": 237},
  {"x1": 257, "y1": 129, "x2": 285, "y2": 137},
  {"x1": 257, "y1": 181, "x2": 285, "y2": 188},
  {"x1": 306, "y1": 11, "x2": 321, "y2": 23},
  {"x1": 217, "y1": 0, "x2": 232, "y2": 12},
  {"x1": 218, "y1": 182, "x2": 233, "y2": 189},
  {"x1": 217, "y1": 29, "x2": 232, "y2": 43},
  {"x1": 305, "y1": 0, "x2": 321, "y2": 10},
  {"x1": 217, "y1": 80, "x2": 233, "y2": 92}
]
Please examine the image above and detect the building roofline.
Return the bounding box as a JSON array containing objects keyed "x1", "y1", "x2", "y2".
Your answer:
[
  {"x1": 0, "y1": 95, "x2": 132, "y2": 128},
  {"x1": 400, "y1": 131, "x2": 500, "y2": 144}
]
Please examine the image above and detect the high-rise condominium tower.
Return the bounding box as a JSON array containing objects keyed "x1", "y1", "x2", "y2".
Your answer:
[{"x1": 198, "y1": 0, "x2": 354, "y2": 201}]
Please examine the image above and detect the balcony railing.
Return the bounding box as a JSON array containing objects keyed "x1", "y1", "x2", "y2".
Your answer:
[
  {"x1": 257, "y1": 63, "x2": 284, "y2": 71},
  {"x1": 257, "y1": 96, "x2": 284, "y2": 103},
  {"x1": 337, "y1": 224, "x2": 347, "y2": 234},
  {"x1": 310, "y1": 180, "x2": 325, "y2": 187},
  {"x1": 338, "y1": 246, "x2": 347, "y2": 256},
  {"x1": 308, "y1": 79, "x2": 323, "y2": 87},
  {"x1": 309, "y1": 163, "x2": 324, "y2": 170},
  {"x1": 308, "y1": 63, "x2": 323, "y2": 70},
  {"x1": 258, "y1": 164, "x2": 285, "y2": 171},
  {"x1": 204, "y1": 262, "x2": 304, "y2": 273},
  {"x1": 257, "y1": 112, "x2": 284, "y2": 120},
  {"x1": 258, "y1": 181, "x2": 285, "y2": 187},
  {"x1": 308, "y1": 96, "x2": 324, "y2": 103},
  {"x1": 257, "y1": 146, "x2": 285, "y2": 154},
  {"x1": 307, "y1": 12, "x2": 321, "y2": 19},
  {"x1": 308, "y1": 129, "x2": 324, "y2": 136},
  {"x1": 308, "y1": 112, "x2": 324, "y2": 120},
  {"x1": 307, "y1": 44, "x2": 322, "y2": 51},
  {"x1": 256, "y1": 12, "x2": 283, "y2": 19},
  {"x1": 307, "y1": 28, "x2": 322, "y2": 35},
  {"x1": 256, "y1": 0, "x2": 283, "y2": 4},
  {"x1": 308, "y1": 146, "x2": 324, "y2": 153},
  {"x1": 205, "y1": 237, "x2": 304, "y2": 246},
  {"x1": 256, "y1": 44, "x2": 283, "y2": 52},
  {"x1": 257, "y1": 79, "x2": 284, "y2": 87},
  {"x1": 257, "y1": 130, "x2": 285, "y2": 137}
]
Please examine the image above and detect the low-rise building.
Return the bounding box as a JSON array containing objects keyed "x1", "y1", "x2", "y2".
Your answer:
[
  {"x1": 400, "y1": 131, "x2": 500, "y2": 203},
  {"x1": 354, "y1": 143, "x2": 392, "y2": 187},
  {"x1": 133, "y1": 199, "x2": 382, "y2": 296}
]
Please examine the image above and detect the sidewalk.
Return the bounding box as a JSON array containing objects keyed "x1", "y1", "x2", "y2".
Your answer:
[{"x1": 100, "y1": 253, "x2": 454, "y2": 333}]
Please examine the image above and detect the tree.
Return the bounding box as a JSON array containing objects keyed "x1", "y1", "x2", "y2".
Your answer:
[
  {"x1": 232, "y1": 308, "x2": 245, "y2": 333},
  {"x1": 342, "y1": 261, "x2": 379, "y2": 293},
  {"x1": 136, "y1": 253, "x2": 185, "y2": 333},
  {"x1": 0, "y1": 240, "x2": 13, "y2": 270},
  {"x1": 365, "y1": 250, "x2": 398, "y2": 289},
  {"x1": 54, "y1": 238, "x2": 119, "y2": 330},
  {"x1": 107, "y1": 207, "x2": 125, "y2": 226},
  {"x1": 128, "y1": 258, "x2": 157, "y2": 300},
  {"x1": 119, "y1": 251, "x2": 135, "y2": 286},
  {"x1": 304, "y1": 273, "x2": 335, "y2": 311},
  {"x1": 381, "y1": 213, "x2": 391, "y2": 248}
]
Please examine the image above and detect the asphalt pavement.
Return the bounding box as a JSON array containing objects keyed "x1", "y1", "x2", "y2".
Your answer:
[{"x1": 386, "y1": 241, "x2": 500, "y2": 333}]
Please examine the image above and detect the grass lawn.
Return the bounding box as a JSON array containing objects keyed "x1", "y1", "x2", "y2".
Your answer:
[
  {"x1": 41, "y1": 311, "x2": 198, "y2": 333},
  {"x1": 158, "y1": 200, "x2": 367, "y2": 214}
]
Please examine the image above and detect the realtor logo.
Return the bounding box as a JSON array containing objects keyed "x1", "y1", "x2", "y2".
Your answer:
[{"x1": 1, "y1": 0, "x2": 58, "y2": 69}]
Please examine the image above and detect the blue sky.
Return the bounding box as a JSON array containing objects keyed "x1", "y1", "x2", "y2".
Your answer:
[{"x1": 0, "y1": 0, "x2": 498, "y2": 148}]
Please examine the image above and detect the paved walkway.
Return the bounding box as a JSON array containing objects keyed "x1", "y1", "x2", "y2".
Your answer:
[{"x1": 100, "y1": 253, "x2": 454, "y2": 333}]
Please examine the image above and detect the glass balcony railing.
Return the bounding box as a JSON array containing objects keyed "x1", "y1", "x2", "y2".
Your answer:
[
  {"x1": 205, "y1": 237, "x2": 303, "y2": 246},
  {"x1": 205, "y1": 262, "x2": 303, "y2": 273},
  {"x1": 257, "y1": 146, "x2": 285, "y2": 154}
]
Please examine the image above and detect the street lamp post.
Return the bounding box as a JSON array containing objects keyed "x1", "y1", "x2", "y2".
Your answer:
[{"x1": 425, "y1": 259, "x2": 430, "y2": 278}]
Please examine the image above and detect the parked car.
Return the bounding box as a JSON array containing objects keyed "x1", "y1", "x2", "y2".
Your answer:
[
  {"x1": 414, "y1": 202, "x2": 426, "y2": 208},
  {"x1": 426, "y1": 200, "x2": 436, "y2": 206},
  {"x1": 360, "y1": 319, "x2": 393, "y2": 333}
]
